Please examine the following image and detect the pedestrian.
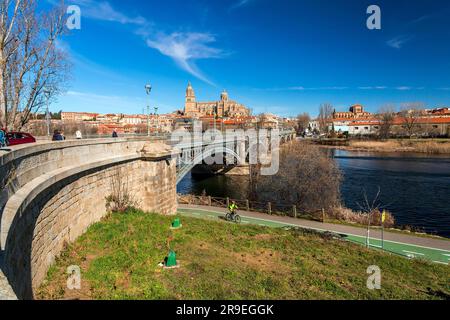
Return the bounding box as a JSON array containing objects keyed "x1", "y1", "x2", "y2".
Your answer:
[
  {"x1": 52, "y1": 130, "x2": 64, "y2": 141},
  {"x1": 75, "y1": 130, "x2": 82, "y2": 140},
  {"x1": 112, "y1": 130, "x2": 118, "y2": 138},
  {"x1": 0, "y1": 127, "x2": 7, "y2": 148}
]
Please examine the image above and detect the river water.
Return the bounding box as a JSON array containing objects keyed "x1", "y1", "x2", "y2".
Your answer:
[{"x1": 178, "y1": 149, "x2": 450, "y2": 238}]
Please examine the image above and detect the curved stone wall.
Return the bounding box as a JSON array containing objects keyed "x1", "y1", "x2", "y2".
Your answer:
[{"x1": 0, "y1": 139, "x2": 177, "y2": 299}]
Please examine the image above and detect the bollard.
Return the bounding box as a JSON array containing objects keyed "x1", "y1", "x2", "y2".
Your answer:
[
  {"x1": 165, "y1": 250, "x2": 177, "y2": 268},
  {"x1": 293, "y1": 205, "x2": 297, "y2": 218},
  {"x1": 171, "y1": 217, "x2": 182, "y2": 229},
  {"x1": 208, "y1": 196, "x2": 212, "y2": 206},
  {"x1": 226, "y1": 197, "x2": 230, "y2": 208},
  {"x1": 246, "y1": 200, "x2": 250, "y2": 212},
  {"x1": 268, "y1": 202, "x2": 272, "y2": 215}
]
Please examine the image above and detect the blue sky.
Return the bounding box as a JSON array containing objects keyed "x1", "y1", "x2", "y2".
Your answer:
[{"x1": 45, "y1": 0, "x2": 450, "y2": 117}]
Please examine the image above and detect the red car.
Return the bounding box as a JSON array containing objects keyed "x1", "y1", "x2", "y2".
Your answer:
[{"x1": 6, "y1": 132, "x2": 36, "y2": 146}]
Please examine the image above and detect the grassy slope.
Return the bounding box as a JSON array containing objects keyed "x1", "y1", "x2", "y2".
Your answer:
[{"x1": 37, "y1": 210, "x2": 450, "y2": 300}]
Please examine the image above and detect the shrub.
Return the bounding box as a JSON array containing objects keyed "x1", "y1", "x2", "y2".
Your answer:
[
  {"x1": 106, "y1": 168, "x2": 139, "y2": 213},
  {"x1": 256, "y1": 142, "x2": 342, "y2": 212}
]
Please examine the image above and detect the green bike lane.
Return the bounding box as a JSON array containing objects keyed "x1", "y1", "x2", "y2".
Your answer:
[{"x1": 178, "y1": 207, "x2": 450, "y2": 265}]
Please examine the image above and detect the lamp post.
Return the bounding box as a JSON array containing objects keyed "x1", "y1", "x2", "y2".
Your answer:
[
  {"x1": 154, "y1": 106, "x2": 159, "y2": 135},
  {"x1": 44, "y1": 89, "x2": 51, "y2": 137},
  {"x1": 145, "y1": 84, "x2": 152, "y2": 136}
]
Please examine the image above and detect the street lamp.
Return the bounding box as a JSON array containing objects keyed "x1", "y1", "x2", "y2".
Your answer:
[
  {"x1": 44, "y1": 88, "x2": 51, "y2": 137},
  {"x1": 145, "y1": 84, "x2": 152, "y2": 136},
  {"x1": 154, "y1": 106, "x2": 159, "y2": 134}
]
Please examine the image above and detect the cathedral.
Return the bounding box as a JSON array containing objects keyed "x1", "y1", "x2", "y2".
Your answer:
[{"x1": 184, "y1": 82, "x2": 250, "y2": 118}]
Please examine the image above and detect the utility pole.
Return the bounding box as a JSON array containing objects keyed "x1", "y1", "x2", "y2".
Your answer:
[
  {"x1": 154, "y1": 106, "x2": 159, "y2": 135},
  {"x1": 44, "y1": 89, "x2": 51, "y2": 137},
  {"x1": 145, "y1": 84, "x2": 152, "y2": 137},
  {"x1": 381, "y1": 220, "x2": 384, "y2": 250}
]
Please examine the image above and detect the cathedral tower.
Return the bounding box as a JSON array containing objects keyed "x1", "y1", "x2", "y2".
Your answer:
[{"x1": 185, "y1": 82, "x2": 197, "y2": 115}]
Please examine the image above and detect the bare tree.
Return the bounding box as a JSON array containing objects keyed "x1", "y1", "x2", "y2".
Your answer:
[
  {"x1": 257, "y1": 142, "x2": 342, "y2": 212},
  {"x1": 376, "y1": 104, "x2": 396, "y2": 139},
  {"x1": 318, "y1": 103, "x2": 333, "y2": 133},
  {"x1": 106, "y1": 168, "x2": 140, "y2": 213},
  {"x1": 296, "y1": 112, "x2": 310, "y2": 135},
  {"x1": 399, "y1": 103, "x2": 424, "y2": 138},
  {"x1": 0, "y1": 0, "x2": 70, "y2": 131}
]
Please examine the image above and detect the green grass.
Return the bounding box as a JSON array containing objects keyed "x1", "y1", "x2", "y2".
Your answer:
[{"x1": 37, "y1": 209, "x2": 450, "y2": 300}]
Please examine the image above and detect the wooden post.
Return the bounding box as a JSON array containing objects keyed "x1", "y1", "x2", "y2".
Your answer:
[
  {"x1": 322, "y1": 208, "x2": 325, "y2": 223},
  {"x1": 246, "y1": 200, "x2": 250, "y2": 212},
  {"x1": 208, "y1": 196, "x2": 212, "y2": 206},
  {"x1": 268, "y1": 202, "x2": 272, "y2": 215},
  {"x1": 293, "y1": 205, "x2": 297, "y2": 218},
  {"x1": 226, "y1": 197, "x2": 230, "y2": 208}
]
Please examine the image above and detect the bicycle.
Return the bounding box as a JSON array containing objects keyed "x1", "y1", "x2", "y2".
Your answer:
[{"x1": 225, "y1": 211, "x2": 241, "y2": 224}]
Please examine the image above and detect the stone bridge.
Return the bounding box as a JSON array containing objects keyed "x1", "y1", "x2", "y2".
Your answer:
[
  {"x1": 0, "y1": 138, "x2": 178, "y2": 299},
  {"x1": 0, "y1": 129, "x2": 296, "y2": 300},
  {"x1": 171, "y1": 129, "x2": 296, "y2": 183}
]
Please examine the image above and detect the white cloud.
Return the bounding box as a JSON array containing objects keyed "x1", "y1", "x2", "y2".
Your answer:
[
  {"x1": 49, "y1": 0, "x2": 226, "y2": 86},
  {"x1": 146, "y1": 32, "x2": 225, "y2": 86},
  {"x1": 358, "y1": 86, "x2": 387, "y2": 90},
  {"x1": 230, "y1": 0, "x2": 253, "y2": 11},
  {"x1": 63, "y1": 91, "x2": 174, "y2": 114},
  {"x1": 257, "y1": 86, "x2": 349, "y2": 91},
  {"x1": 387, "y1": 35, "x2": 414, "y2": 49},
  {"x1": 396, "y1": 86, "x2": 412, "y2": 90},
  {"x1": 288, "y1": 86, "x2": 305, "y2": 91},
  {"x1": 70, "y1": 0, "x2": 148, "y2": 25}
]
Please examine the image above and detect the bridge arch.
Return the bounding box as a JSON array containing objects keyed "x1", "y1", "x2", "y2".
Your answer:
[{"x1": 177, "y1": 146, "x2": 241, "y2": 184}]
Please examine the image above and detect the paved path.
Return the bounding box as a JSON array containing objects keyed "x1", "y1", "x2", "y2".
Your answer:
[{"x1": 178, "y1": 205, "x2": 450, "y2": 265}]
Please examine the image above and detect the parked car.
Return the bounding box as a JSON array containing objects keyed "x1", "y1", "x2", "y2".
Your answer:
[{"x1": 6, "y1": 132, "x2": 36, "y2": 146}]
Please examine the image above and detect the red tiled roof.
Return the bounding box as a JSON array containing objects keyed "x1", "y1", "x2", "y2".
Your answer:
[{"x1": 348, "y1": 117, "x2": 450, "y2": 126}]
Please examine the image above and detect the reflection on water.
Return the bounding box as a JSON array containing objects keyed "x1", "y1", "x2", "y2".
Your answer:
[{"x1": 178, "y1": 150, "x2": 450, "y2": 238}]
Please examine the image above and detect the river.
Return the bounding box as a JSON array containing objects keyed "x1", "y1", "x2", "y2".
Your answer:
[{"x1": 177, "y1": 149, "x2": 450, "y2": 238}]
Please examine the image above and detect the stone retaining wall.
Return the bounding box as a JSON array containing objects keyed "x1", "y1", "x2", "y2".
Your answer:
[{"x1": 0, "y1": 139, "x2": 177, "y2": 299}]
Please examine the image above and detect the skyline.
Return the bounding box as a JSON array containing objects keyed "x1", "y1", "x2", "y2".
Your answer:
[{"x1": 44, "y1": 0, "x2": 450, "y2": 117}]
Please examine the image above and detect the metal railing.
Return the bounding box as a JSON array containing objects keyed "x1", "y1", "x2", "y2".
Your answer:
[{"x1": 178, "y1": 194, "x2": 324, "y2": 222}]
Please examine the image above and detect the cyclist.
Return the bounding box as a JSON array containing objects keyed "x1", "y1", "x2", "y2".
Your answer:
[{"x1": 228, "y1": 201, "x2": 238, "y2": 218}]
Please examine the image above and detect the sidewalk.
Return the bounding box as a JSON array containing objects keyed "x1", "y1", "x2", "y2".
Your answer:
[
  {"x1": 0, "y1": 252, "x2": 17, "y2": 300},
  {"x1": 178, "y1": 204, "x2": 450, "y2": 265}
]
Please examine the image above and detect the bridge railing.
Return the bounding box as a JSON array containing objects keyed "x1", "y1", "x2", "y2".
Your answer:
[{"x1": 178, "y1": 194, "x2": 324, "y2": 222}]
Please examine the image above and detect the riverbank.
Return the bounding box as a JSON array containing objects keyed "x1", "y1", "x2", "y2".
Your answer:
[
  {"x1": 37, "y1": 210, "x2": 450, "y2": 300},
  {"x1": 179, "y1": 149, "x2": 450, "y2": 237},
  {"x1": 317, "y1": 139, "x2": 450, "y2": 154}
]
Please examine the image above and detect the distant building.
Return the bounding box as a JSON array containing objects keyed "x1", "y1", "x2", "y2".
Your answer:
[
  {"x1": 61, "y1": 112, "x2": 98, "y2": 122},
  {"x1": 258, "y1": 113, "x2": 279, "y2": 129},
  {"x1": 328, "y1": 104, "x2": 372, "y2": 132},
  {"x1": 122, "y1": 115, "x2": 144, "y2": 125},
  {"x1": 333, "y1": 104, "x2": 372, "y2": 120},
  {"x1": 308, "y1": 120, "x2": 320, "y2": 133},
  {"x1": 184, "y1": 82, "x2": 250, "y2": 118}
]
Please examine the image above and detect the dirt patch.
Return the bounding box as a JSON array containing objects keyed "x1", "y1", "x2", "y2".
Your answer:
[
  {"x1": 252, "y1": 234, "x2": 276, "y2": 241},
  {"x1": 230, "y1": 250, "x2": 290, "y2": 274}
]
